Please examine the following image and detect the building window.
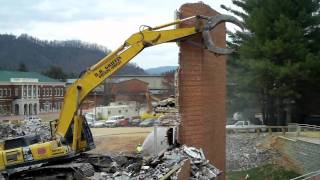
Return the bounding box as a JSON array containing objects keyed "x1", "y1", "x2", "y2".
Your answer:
[
  {"x1": 38, "y1": 88, "x2": 40, "y2": 97},
  {"x1": 33, "y1": 85, "x2": 36, "y2": 97},
  {"x1": 108, "y1": 111, "x2": 111, "y2": 115},
  {"x1": 7, "y1": 105, "x2": 10, "y2": 112},
  {"x1": 28, "y1": 85, "x2": 32, "y2": 97},
  {"x1": 0, "y1": 88, "x2": 3, "y2": 97},
  {"x1": 15, "y1": 87, "x2": 18, "y2": 96},
  {"x1": 118, "y1": 110, "x2": 121, "y2": 113},
  {"x1": 49, "y1": 87, "x2": 52, "y2": 96},
  {"x1": 8, "y1": 89, "x2": 11, "y2": 97},
  {"x1": 46, "y1": 88, "x2": 49, "y2": 96},
  {"x1": 3, "y1": 88, "x2": 7, "y2": 97},
  {"x1": 23, "y1": 86, "x2": 27, "y2": 98},
  {"x1": 44, "y1": 101, "x2": 52, "y2": 111}
]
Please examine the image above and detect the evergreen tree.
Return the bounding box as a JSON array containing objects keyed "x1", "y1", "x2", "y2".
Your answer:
[
  {"x1": 17, "y1": 62, "x2": 28, "y2": 72},
  {"x1": 224, "y1": 0, "x2": 320, "y2": 125},
  {"x1": 42, "y1": 66, "x2": 67, "y2": 81}
]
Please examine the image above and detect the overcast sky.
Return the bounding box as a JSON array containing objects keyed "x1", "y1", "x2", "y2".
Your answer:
[{"x1": 0, "y1": 0, "x2": 237, "y2": 69}]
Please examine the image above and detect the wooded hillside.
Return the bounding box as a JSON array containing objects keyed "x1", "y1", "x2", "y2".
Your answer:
[{"x1": 0, "y1": 34, "x2": 146, "y2": 76}]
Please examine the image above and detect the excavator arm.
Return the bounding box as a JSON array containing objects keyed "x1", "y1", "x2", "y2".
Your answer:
[{"x1": 56, "y1": 14, "x2": 244, "y2": 139}]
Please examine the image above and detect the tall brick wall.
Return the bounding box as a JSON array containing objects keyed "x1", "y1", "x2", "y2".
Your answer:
[{"x1": 178, "y1": 2, "x2": 227, "y2": 177}]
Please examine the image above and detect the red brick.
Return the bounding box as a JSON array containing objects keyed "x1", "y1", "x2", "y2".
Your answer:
[{"x1": 178, "y1": 2, "x2": 226, "y2": 179}]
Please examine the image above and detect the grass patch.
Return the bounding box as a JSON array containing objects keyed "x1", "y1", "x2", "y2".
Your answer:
[{"x1": 227, "y1": 164, "x2": 300, "y2": 180}]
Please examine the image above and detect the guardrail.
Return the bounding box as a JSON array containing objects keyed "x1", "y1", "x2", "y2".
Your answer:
[
  {"x1": 288, "y1": 123, "x2": 320, "y2": 138},
  {"x1": 227, "y1": 123, "x2": 320, "y2": 137},
  {"x1": 227, "y1": 126, "x2": 289, "y2": 136},
  {"x1": 290, "y1": 170, "x2": 320, "y2": 180}
]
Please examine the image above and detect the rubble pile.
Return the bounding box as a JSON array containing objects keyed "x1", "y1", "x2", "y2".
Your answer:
[
  {"x1": 154, "y1": 107, "x2": 178, "y2": 114},
  {"x1": 0, "y1": 122, "x2": 51, "y2": 140},
  {"x1": 94, "y1": 145, "x2": 221, "y2": 180},
  {"x1": 0, "y1": 124, "x2": 24, "y2": 138},
  {"x1": 226, "y1": 133, "x2": 278, "y2": 171},
  {"x1": 158, "y1": 113, "x2": 180, "y2": 126}
]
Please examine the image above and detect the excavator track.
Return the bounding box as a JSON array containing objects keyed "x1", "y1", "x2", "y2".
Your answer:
[{"x1": 7, "y1": 162, "x2": 94, "y2": 180}]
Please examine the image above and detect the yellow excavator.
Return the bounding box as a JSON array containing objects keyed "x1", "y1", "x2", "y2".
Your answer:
[
  {"x1": 141, "y1": 90, "x2": 163, "y2": 120},
  {"x1": 0, "y1": 14, "x2": 243, "y2": 178}
]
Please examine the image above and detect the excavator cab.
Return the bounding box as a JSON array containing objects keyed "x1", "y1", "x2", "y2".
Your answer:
[{"x1": 63, "y1": 116, "x2": 95, "y2": 152}]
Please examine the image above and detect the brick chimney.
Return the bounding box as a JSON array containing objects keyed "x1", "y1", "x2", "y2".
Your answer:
[{"x1": 178, "y1": 2, "x2": 227, "y2": 178}]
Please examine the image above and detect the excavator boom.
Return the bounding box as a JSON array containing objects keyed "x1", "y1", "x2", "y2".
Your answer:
[
  {"x1": 56, "y1": 14, "x2": 243, "y2": 138},
  {"x1": 0, "y1": 14, "x2": 243, "y2": 176}
]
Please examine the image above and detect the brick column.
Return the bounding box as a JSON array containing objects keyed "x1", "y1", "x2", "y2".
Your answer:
[{"x1": 178, "y1": 2, "x2": 227, "y2": 177}]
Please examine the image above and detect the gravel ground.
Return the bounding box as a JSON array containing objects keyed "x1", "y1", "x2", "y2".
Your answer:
[{"x1": 226, "y1": 133, "x2": 279, "y2": 171}]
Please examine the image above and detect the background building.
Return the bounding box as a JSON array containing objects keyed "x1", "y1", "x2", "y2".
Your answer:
[
  {"x1": 66, "y1": 75, "x2": 172, "y2": 107},
  {"x1": 104, "y1": 75, "x2": 171, "y2": 106},
  {"x1": 105, "y1": 75, "x2": 168, "y2": 95},
  {"x1": 110, "y1": 79, "x2": 148, "y2": 103},
  {"x1": 0, "y1": 71, "x2": 65, "y2": 115}
]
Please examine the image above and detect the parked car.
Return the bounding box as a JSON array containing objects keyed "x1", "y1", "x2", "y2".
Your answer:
[
  {"x1": 139, "y1": 118, "x2": 160, "y2": 127},
  {"x1": 116, "y1": 118, "x2": 129, "y2": 127},
  {"x1": 129, "y1": 118, "x2": 142, "y2": 126},
  {"x1": 84, "y1": 113, "x2": 97, "y2": 127},
  {"x1": 91, "y1": 120, "x2": 105, "y2": 128},
  {"x1": 226, "y1": 120, "x2": 267, "y2": 132},
  {"x1": 85, "y1": 113, "x2": 96, "y2": 121},
  {"x1": 105, "y1": 115, "x2": 125, "y2": 127},
  {"x1": 24, "y1": 116, "x2": 41, "y2": 124}
]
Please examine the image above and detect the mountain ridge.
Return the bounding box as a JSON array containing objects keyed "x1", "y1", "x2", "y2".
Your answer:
[
  {"x1": 145, "y1": 66, "x2": 178, "y2": 75},
  {"x1": 0, "y1": 34, "x2": 147, "y2": 76}
]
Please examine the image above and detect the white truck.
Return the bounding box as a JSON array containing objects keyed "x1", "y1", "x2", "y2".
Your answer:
[{"x1": 226, "y1": 121, "x2": 267, "y2": 132}]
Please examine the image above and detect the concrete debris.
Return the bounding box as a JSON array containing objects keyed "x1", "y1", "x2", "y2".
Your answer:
[
  {"x1": 93, "y1": 145, "x2": 221, "y2": 180},
  {"x1": 158, "y1": 113, "x2": 180, "y2": 126},
  {"x1": 183, "y1": 146, "x2": 202, "y2": 159},
  {"x1": 155, "y1": 107, "x2": 178, "y2": 114},
  {"x1": 226, "y1": 134, "x2": 279, "y2": 171},
  {"x1": 0, "y1": 122, "x2": 51, "y2": 141},
  {"x1": 0, "y1": 124, "x2": 24, "y2": 138}
]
